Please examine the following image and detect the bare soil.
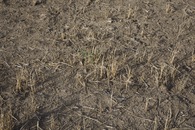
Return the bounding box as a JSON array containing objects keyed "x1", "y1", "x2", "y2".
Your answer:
[{"x1": 0, "y1": 0, "x2": 195, "y2": 130}]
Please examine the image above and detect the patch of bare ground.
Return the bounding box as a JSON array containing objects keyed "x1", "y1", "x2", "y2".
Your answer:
[{"x1": 0, "y1": 0, "x2": 195, "y2": 129}]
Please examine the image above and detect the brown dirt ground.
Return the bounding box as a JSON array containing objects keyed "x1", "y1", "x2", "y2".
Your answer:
[{"x1": 0, "y1": 0, "x2": 195, "y2": 130}]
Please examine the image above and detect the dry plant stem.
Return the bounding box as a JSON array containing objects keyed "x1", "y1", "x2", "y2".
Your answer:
[
  {"x1": 164, "y1": 108, "x2": 172, "y2": 130},
  {"x1": 145, "y1": 98, "x2": 149, "y2": 112},
  {"x1": 127, "y1": 4, "x2": 134, "y2": 19},
  {"x1": 111, "y1": 60, "x2": 117, "y2": 78},
  {"x1": 100, "y1": 56, "x2": 105, "y2": 78},
  {"x1": 160, "y1": 62, "x2": 166, "y2": 79},
  {"x1": 75, "y1": 112, "x2": 114, "y2": 129},
  {"x1": 9, "y1": 114, "x2": 18, "y2": 122},
  {"x1": 164, "y1": 117, "x2": 168, "y2": 130},
  {"x1": 50, "y1": 114, "x2": 55, "y2": 130},
  {"x1": 36, "y1": 121, "x2": 43, "y2": 130},
  {"x1": 142, "y1": 78, "x2": 149, "y2": 89},
  {"x1": 177, "y1": 75, "x2": 189, "y2": 92},
  {"x1": 0, "y1": 112, "x2": 13, "y2": 130},
  {"x1": 185, "y1": 124, "x2": 195, "y2": 129},
  {"x1": 166, "y1": 3, "x2": 171, "y2": 13},
  {"x1": 192, "y1": 49, "x2": 195, "y2": 62},
  {"x1": 155, "y1": 71, "x2": 159, "y2": 87},
  {"x1": 125, "y1": 108, "x2": 155, "y2": 123},
  {"x1": 170, "y1": 65, "x2": 178, "y2": 80},
  {"x1": 170, "y1": 50, "x2": 178, "y2": 65},
  {"x1": 109, "y1": 89, "x2": 113, "y2": 112},
  {"x1": 16, "y1": 74, "x2": 21, "y2": 92},
  {"x1": 82, "y1": 118, "x2": 86, "y2": 130},
  {"x1": 153, "y1": 117, "x2": 158, "y2": 130},
  {"x1": 125, "y1": 66, "x2": 132, "y2": 91},
  {"x1": 81, "y1": 106, "x2": 95, "y2": 110},
  {"x1": 59, "y1": 62, "x2": 73, "y2": 68}
]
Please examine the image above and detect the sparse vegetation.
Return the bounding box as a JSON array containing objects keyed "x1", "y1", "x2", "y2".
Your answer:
[{"x1": 0, "y1": 0, "x2": 195, "y2": 129}]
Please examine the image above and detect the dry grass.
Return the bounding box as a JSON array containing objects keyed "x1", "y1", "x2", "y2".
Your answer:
[
  {"x1": 0, "y1": 111, "x2": 13, "y2": 130},
  {"x1": 0, "y1": 0, "x2": 195, "y2": 129}
]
